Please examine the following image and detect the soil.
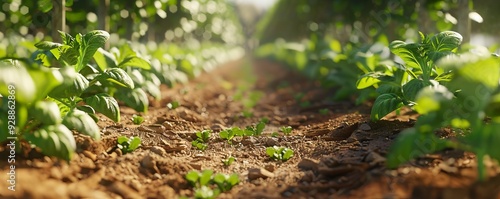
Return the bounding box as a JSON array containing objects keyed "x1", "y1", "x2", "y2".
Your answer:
[{"x1": 1, "y1": 57, "x2": 500, "y2": 199}]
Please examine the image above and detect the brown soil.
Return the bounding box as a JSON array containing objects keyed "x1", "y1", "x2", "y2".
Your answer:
[{"x1": 1, "y1": 57, "x2": 500, "y2": 199}]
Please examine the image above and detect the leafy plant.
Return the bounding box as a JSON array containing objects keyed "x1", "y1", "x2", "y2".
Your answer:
[
  {"x1": 385, "y1": 52, "x2": 500, "y2": 181},
  {"x1": 131, "y1": 114, "x2": 145, "y2": 125},
  {"x1": 219, "y1": 122, "x2": 266, "y2": 144},
  {"x1": 116, "y1": 136, "x2": 141, "y2": 154},
  {"x1": 266, "y1": 146, "x2": 294, "y2": 161},
  {"x1": 280, "y1": 126, "x2": 293, "y2": 135},
  {"x1": 167, "y1": 101, "x2": 180, "y2": 109},
  {"x1": 357, "y1": 31, "x2": 462, "y2": 120},
  {"x1": 185, "y1": 170, "x2": 239, "y2": 199},
  {"x1": 222, "y1": 156, "x2": 236, "y2": 166},
  {"x1": 192, "y1": 130, "x2": 211, "y2": 151}
]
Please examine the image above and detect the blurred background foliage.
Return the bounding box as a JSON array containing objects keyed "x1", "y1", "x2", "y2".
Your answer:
[
  {"x1": 257, "y1": 0, "x2": 500, "y2": 46},
  {"x1": 0, "y1": 0, "x2": 244, "y2": 45}
]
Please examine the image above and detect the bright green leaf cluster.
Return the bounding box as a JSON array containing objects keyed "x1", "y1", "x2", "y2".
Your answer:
[
  {"x1": 192, "y1": 130, "x2": 212, "y2": 151},
  {"x1": 185, "y1": 170, "x2": 239, "y2": 199},
  {"x1": 266, "y1": 146, "x2": 294, "y2": 161},
  {"x1": 117, "y1": 136, "x2": 141, "y2": 154}
]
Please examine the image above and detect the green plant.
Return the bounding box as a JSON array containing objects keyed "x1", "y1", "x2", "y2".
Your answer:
[
  {"x1": 318, "y1": 108, "x2": 329, "y2": 115},
  {"x1": 222, "y1": 156, "x2": 236, "y2": 166},
  {"x1": 280, "y1": 126, "x2": 293, "y2": 135},
  {"x1": 116, "y1": 136, "x2": 141, "y2": 154},
  {"x1": 219, "y1": 122, "x2": 266, "y2": 144},
  {"x1": 357, "y1": 31, "x2": 462, "y2": 120},
  {"x1": 192, "y1": 130, "x2": 211, "y2": 150},
  {"x1": 266, "y1": 146, "x2": 294, "y2": 161},
  {"x1": 185, "y1": 170, "x2": 239, "y2": 199},
  {"x1": 386, "y1": 52, "x2": 500, "y2": 181},
  {"x1": 167, "y1": 101, "x2": 180, "y2": 109},
  {"x1": 131, "y1": 114, "x2": 145, "y2": 125}
]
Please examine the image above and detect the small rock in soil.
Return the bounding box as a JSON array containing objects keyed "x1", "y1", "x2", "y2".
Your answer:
[
  {"x1": 358, "y1": 123, "x2": 371, "y2": 131},
  {"x1": 265, "y1": 164, "x2": 276, "y2": 172},
  {"x1": 298, "y1": 158, "x2": 320, "y2": 172},
  {"x1": 248, "y1": 168, "x2": 274, "y2": 180},
  {"x1": 82, "y1": 150, "x2": 97, "y2": 161},
  {"x1": 150, "y1": 146, "x2": 166, "y2": 156},
  {"x1": 108, "y1": 181, "x2": 142, "y2": 199},
  {"x1": 141, "y1": 154, "x2": 160, "y2": 174},
  {"x1": 262, "y1": 137, "x2": 279, "y2": 147}
]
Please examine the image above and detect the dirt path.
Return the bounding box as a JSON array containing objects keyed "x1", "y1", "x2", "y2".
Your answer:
[{"x1": 1, "y1": 57, "x2": 499, "y2": 199}]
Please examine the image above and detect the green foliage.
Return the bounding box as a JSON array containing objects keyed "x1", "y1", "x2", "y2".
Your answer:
[
  {"x1": 131, "y1": 114, "x2": 145, "y2": 125},
  {"x1": 386, "y1": 50, "x2": 500, "y2": 181},
  {"x1": 185, "y1": 170, "x2": 239, "y2": 199},
  {"x1": 266, "y1": 146, "x2": 294, "y2": 161},
  {"x1": 116, "y1": 136, "x2": 141, "y2": 154},
  {"x1": 219, "y1": 122, "x2": 266, "y2": 144},
  {"x1": 280, "y1": 126, "x2": 293, "y2": 135},
  {"x1": 358, "y1": 31, "x2": 462, "y2": 120},
  {"x1": 222, "y1": 156, "x2": 236, "y2": 166},
  {"x1": 167, "y1": 101, "x2": 180, "y2": 110},
  {"x1": 192, "y1": 130, "x2": 211, "y2": 151}
]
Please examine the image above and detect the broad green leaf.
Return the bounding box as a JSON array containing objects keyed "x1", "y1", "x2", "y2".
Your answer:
[
  {"x1": 29, "y1": 101, "x2": 61, "y2": 125},
  {"x1": 114, "y1": 88, "x2": 148, "y2": 113},
  {"x1": 117, "y1": 43, "x2": 151, "y2": 70},
  {"x1": 376, "y1": 82, "x2": 402, "y2": 95},
  {"x1": 386, "y1": 128, "x2": 451, "y2": 168},
  {"x1": 116, "y1": 51, "x2": 151, "y2": 70},
  {"x1": 0, "y1": 63, "x2": 37, "y2": 104},
  {"x1": 62, "y1": 109, "x2": 100, "y2": 139},
  {"x1": 93, "y1": 48, "x2": 118, "y2": 71},
  {"x1": 117, "y1": 136, "x2": 129, "y2": 145},
  {"x1": 143, "y1": 81, "x2": 162, "y2": 100},
  {"x1": 76, "y1": 30, "x2": 110, "y2": 72},
  {"x1": 35, "y1": 41, "x2": 63, "y2": 50},
  {"x1": 427, "y1": 31, "x2": 462, "y2": 61},
  {"x1": 77, "y1": 105, "x2": 99, "y2": 122},
  {"x1": 84, "y1": 93, "x2": 120, "y2": 122},
  {"x1": 402, "y1": 79, "x2": 426, "y2": 101},
  {"x1": 200, "y1": 170, "x2": 214, "y2": 186},
  {"x1": 390, "y1": 41, "x2": 424, "y2": 70},
  {"x1": 356, "y1": 72, "x2": 385, "y2": 89},
  {"x1": 371, "y1": 93, "x2": 404, "y2": 120},
  {"x1": 486, "y1": 93, "x2": 500, "y2": 120},
  {"x1": 185, "y1": 171, "x2": 200, "y2": 186},
  {"x1": 24, "y1": 124, "x2": 76, "y2": 161},
  {"x1": 38, "y1": 0, "x2": 53, "y2": 12},
  {"x1": 49, "y1": 73, "x2": 88, "y2": 98},
  {"x1": 283, "y1": 148, "x2": 294, "y2": 160},
  {"x1": 414, "y1": 85, "x2": 453, "y2": 115},
  {"x1": 95, "y1": 68, "x2": 135, "y2": 89},
  {"x1": 128, "y1": 137, "x2": 141, "y2": 150}
]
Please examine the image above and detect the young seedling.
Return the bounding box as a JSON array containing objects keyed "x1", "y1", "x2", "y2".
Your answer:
[
  {"x1": 192, "y1": 130, "x2": 212, "y2": 151},
  {"x1": 167, "y1": 101, "x2": 180, "y2": 109},
  {"x1": 117, "y1": 136, "x2": 141, "y2": 154},
  {"x1": 266, "y1": 146, "x2": 294, "y2": 161},
  {"x1": 280, "y1": 126, "x2": 293, "y2": 135},
  {"x1": 222, "y1": 156, "x2": 236, "y2": 166},
  {"x1": 318, "y1": 108, "x2": 329, "y2": 115},
  {"x1": 271, "y1": 132, "x2": 279, "y2": 137},
  {"x1": 131, "y1": 114, "x2": 145, "y2": 124},
  {"x1": 185, "y1": 170, "x2": 240, "y2": 199}
]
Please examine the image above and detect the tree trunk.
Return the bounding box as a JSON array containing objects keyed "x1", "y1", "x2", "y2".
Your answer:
[
  {"x1": 98, "y1": 0, "x2": 110, "y2": 49},
  {"x1": 51, "y1": 0, "x2": 65, "y2": 43},
  {"x1": 456, "y1": 0, "x2": 470, "y2": 43}
]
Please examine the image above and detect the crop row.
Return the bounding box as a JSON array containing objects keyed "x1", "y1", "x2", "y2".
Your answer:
[
  {"x1": 256, "y1": 31, "x2": 500, "y2": 181},
  {"x1": 0, "y1": 30, "x2": 244, "y2": 161}
]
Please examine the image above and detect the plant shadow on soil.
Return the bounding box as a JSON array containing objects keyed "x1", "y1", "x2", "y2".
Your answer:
[{"x1": 1, "y1": 57, "x2": 499, "y2": 199}]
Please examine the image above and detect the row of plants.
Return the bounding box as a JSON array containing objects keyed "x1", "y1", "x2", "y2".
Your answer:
[
  {"x1": 0, "y1": 30, "x2": 243, "y2": 161},
  {"x1": 256, "y1": 31, "x2": 500, "y2": 181}
]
